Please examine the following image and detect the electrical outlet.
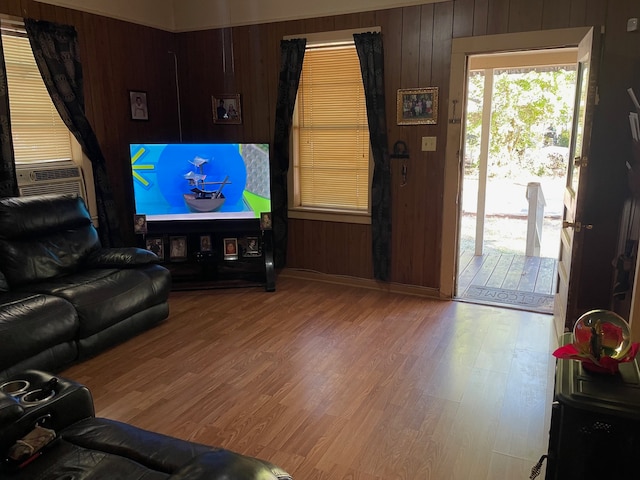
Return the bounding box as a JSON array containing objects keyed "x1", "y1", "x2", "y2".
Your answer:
[
  {"x1": 421, "y1": 136, "x2": 437, "y2": 152},
  {"x1": 628, "y1": 18, "x2": 639, "y2": 32}
]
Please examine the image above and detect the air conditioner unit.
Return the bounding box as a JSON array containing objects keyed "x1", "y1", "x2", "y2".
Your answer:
[{"x1": 15, "y1": 160, "x2": 95, "y2": 222}]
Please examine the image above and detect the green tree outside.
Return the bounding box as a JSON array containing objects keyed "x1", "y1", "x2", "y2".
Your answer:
[{"x1": 465, "y1": 66, "x2": 577, "y2": 178}]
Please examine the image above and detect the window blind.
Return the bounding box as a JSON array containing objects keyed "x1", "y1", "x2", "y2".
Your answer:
[
  {"x1": 296, "y1": 44, "x2": 369, "y2": 211},
  {"x1": 2, "y1": 31, "x2": 72, "y2": 163}
]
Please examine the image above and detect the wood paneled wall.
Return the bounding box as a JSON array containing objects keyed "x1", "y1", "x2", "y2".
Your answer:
[
  {"x1": 0, "y1": 0, "x2": 179, "y2": 244},
  {"x1": 1, "y1": 0, "x2": 639, "y2": 309}
]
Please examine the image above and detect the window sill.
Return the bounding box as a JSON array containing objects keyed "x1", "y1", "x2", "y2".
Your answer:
[{"x1": 288, "y1": 207, "x2": 371, "y2": 225}]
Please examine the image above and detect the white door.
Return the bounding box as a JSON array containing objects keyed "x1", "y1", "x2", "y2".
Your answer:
[{"x1": 553, "y1": 27, "x2": 599, "y2": 338}]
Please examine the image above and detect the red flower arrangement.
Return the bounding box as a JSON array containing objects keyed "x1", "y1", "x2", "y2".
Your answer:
[
  {"x1": 553, "y1": 309, "x2": 639, "y2": 374},
  {"x1": 553, "y1": 341, "x2": 640, "y2": 374}
]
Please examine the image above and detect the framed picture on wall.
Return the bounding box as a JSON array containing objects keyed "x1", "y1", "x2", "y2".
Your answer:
[
  {"x1": 129, "y1": 90, "x2": 149, "y2": 121},
  {"x1": 212, "y1": 94, "x2": 242, "y2": 124},
  {"x1": 397, "y1": 87, "x2": 438, "y2": 125}
]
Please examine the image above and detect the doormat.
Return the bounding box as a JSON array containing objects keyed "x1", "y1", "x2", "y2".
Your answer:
[{"x1": 461, "y1": 285, "x2": 554, "y2": 313}]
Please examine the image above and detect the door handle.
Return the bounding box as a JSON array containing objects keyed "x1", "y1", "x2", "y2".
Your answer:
[{"x1": 563, "y1": 221, "x2": 593, "y2": 232}]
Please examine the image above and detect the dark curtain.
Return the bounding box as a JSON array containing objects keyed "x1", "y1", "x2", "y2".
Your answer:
[
  {"x1": 271, "y1": 38, "x2": 306, "y2": 268},
  {"x1": 0, "y1": 34, "x2": 18, "y2": 198},
  {"x1": 24, "y1": 18, "x2": 122, "y2": 247},
  {"x1": 354, "y1": 32, "x2": 391, "y2": 281}
]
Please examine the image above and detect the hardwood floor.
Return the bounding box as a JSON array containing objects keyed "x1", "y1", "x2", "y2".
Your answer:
[{"x1": 61, "y1": 276, "x2": 557, "y2": 479}]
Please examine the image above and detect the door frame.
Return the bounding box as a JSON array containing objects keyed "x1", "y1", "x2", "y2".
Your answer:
[{"x1": 441, "y1": 27, "x2": 592, "y2": 301}]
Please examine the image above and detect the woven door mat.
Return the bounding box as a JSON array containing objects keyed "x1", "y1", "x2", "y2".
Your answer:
[{"x1": 461, "y1": 285, "x2": 554, "y2": 313}]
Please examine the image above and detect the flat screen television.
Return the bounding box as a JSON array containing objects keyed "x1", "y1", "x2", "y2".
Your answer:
[{"x1": 129, "y1": 143, "x2": 271, "y2": 222}]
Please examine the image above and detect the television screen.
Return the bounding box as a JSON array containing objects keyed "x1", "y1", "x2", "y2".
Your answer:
[{"x1": 130, "y1": 143, "x2": 271, "y2": 221}]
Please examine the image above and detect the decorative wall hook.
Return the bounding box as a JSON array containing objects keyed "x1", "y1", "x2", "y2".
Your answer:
[
  {"x1": 389, "y1": 141, "x2": 409, "y2": 186},
  {"x1": 390, "y1": 140, "x2": 409, "y2": 159}
]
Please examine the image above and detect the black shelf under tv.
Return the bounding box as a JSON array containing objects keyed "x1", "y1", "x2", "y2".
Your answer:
[{"x1": 140, "y1": 218, "x2": 275, "y2": 292}]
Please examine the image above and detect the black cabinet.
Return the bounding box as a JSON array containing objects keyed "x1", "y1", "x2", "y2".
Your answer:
[
  {"x1": 139, "y1": 219, "x2": 275, "y2": 291},
  {"x1": 545, "y1": 333, "x2": 640, "y2": 479}
]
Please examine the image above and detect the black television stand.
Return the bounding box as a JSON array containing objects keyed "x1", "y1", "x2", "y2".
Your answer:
[{"x1": 139, "y1": 218, "x2": 275, "y2": 292}]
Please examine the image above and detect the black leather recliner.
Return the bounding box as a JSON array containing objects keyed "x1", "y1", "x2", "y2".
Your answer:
[
  {"x1": 0, "y1": 370, "x2": 292, "y2": 479},
  {"x1": 0, "y1": 194, "x2": 171, "y2": 381}
]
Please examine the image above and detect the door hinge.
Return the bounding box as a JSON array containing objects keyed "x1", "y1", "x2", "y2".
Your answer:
[{"x1": 574, "y1": 156, "x2": 588, "y2": 168}]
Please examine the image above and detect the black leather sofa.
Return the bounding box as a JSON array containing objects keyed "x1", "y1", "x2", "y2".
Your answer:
[
  {"x1": 0, "y1": 194, "x2": 171, "y2": 381},
  {"x1": 0, "y1": 370, "x2": 293, "y2": 479}
]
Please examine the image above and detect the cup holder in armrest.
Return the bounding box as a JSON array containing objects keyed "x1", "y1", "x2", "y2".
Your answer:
[
  {"x1": 0, "y1": 380, "x2": 30, "y2": 397},
  {"x1": 20, "y1": 389, "x2": 56, "y2": 406}
]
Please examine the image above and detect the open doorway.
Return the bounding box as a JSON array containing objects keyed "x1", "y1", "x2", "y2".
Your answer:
[{"x1": 455, "y1": 49, "x2": 579, "y2": 314}]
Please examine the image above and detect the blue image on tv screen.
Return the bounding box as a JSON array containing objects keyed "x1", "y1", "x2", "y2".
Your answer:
[{"x1": 130, "y1": 143, "x2": 271, "y2": 221}]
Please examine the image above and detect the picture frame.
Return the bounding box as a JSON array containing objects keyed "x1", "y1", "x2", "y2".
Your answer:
[
  {"x1": 242, "y1": 236, "x2": 261, "y2": 257},
  {"x1": 212, "y1": 94, "x2": 242, "y2": 124},
  {"x1": 397, "y1": 87, "x2": 438, "y2": 125},
  {"x1": 223, "y1": 237, "x2": 238, "y2": 260},
  {"x1": 200, "y1": 235, "x2": 212, "y2": 252},
  {"x1": 146, "y1": 237, "x2": 164, "y2": 260},
  {"x1": 129, "y1": 90, "x2": 149, "y2": 121},
  {"x1": 169, "y1": 235, "x2": 188, "y2": 260},
  {"x1": 260, "y1": 212, "x2": 272, "y2": 231},
  {"x1": 133, "y1": 214, "x2": 147, "y2": 234}
]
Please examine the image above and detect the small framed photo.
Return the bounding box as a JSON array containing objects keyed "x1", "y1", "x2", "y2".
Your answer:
[
  {"x1": 146, "y1": 237, "x2": 164, "y2": 260},
  {"x1": 133, "y1": 214, "x2": 147, "y2": 234},
  {"x1": 223, "y1": 237, "x2": 238, "y2": 260},
  {"x1": 212, "y1": 94, "x2": 242, "y2": 124},
  {"x1": 242, "y1": 236, "x2": 261, "y2": 257},
  {"x1": 260, "y1": 212, "x2": 272, "y2": 231},
  {"x1": 397, "y1": 87, "x2": 438, "y2": 125},
  {"x1": 169, "y1": 236, "x2": 188, "y2": 260},
  {"x1": 129, "y1": 90, "x2": 149, "y2": 121},
  {"x1": 200, "y1": 235, "x2": 212, "y2": 252}
]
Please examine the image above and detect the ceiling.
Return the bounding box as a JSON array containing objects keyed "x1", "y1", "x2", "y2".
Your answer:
[{"x1": 34, "y1": 0, "x2": 448, "y2": 32}]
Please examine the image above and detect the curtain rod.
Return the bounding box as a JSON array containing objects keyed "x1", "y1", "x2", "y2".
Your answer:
[{"x1": 283, "y1": 26, "x2": 380, "y2": 41}]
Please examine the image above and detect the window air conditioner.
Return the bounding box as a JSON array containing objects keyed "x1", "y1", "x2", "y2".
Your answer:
[
  {"x1": 15, "y1": 160, "x2": 97, "y2": 223},
  {"x1": 16, "y1": 160, "x2": 98, "y2": 226},
  {"x1": 16, "y1": 160, "x2": 86, "y2": 198}
]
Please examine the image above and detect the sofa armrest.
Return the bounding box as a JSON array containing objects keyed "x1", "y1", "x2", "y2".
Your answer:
[
  {"x1": 0, "y1": 393, "x2": 23, "y2": 430},
  {"x1": 0, "y1": 372, "x2": 94, "y2": 462},
  {"x1": 84, "y1": 247, "x2": 160, "y2": 268},
  {"x1": 169, "y1": 450, "x2": 293, "y2": 480}
]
